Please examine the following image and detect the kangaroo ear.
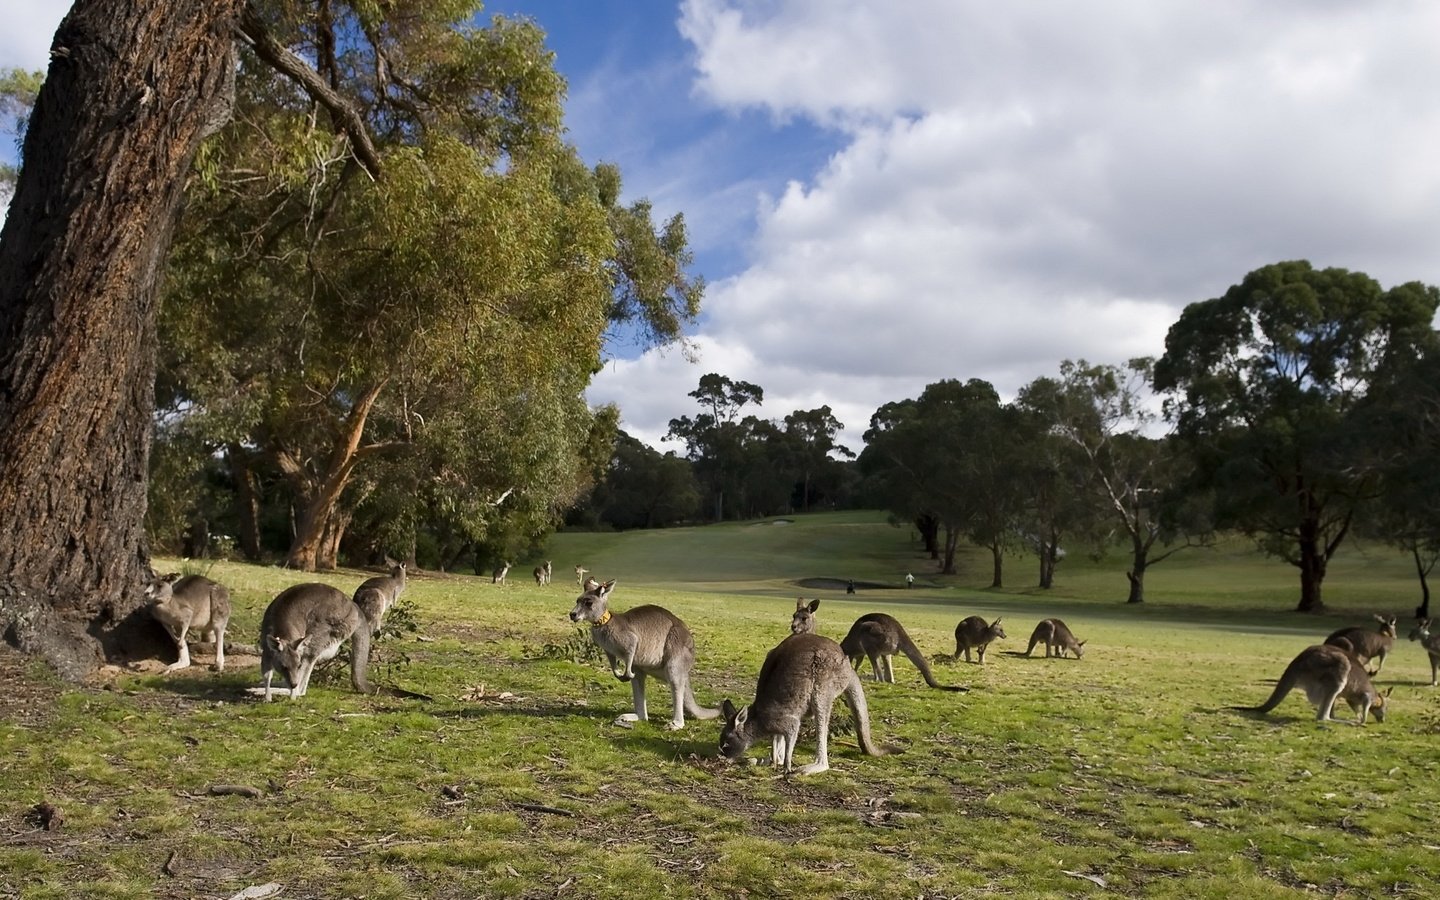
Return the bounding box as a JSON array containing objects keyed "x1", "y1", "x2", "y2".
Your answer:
[
  {"x1": 808, "y1": 599, "x2": 820, "y2": 612},
  {"x1": 994, "y1": 617, "x2": 1003, "y2": 625},
  {"x1": 600, "y1": 579, "x2": 616, "y2": 595},
  {"x1": 734, "y1": 706, "x2": 750, "y2": 727},
  {"x1": 1384, "y1": 686, "x2": 1395, "y2": 698},
  {"x1": 721, "y1": 698, "x2": 737, "y2": 720},
  {"x1": 1078, "y1": 640, "x2": 1088, "y2": 647},
  {"x1": 795, "y1": 597, "x2": 807, "y2": 610}
]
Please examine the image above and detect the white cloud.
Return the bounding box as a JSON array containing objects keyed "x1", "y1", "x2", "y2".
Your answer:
[
  {"x1": 0, "y1": 2, "x2": 68, "y2": 74},
  {"x1": 595, "y1": 0, "x2": 1440, "y2": 454}
]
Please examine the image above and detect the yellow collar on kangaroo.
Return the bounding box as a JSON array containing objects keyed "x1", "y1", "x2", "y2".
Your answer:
[{"x1": 595, "y1": 610, "x2": 612, "y2": 626}]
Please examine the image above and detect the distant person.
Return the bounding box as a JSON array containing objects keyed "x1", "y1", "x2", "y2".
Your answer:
[
  {"x1": 846, "y1": 579, "x2": 856, "y2": 595},
  {"x1": 905, "y1": 573, "x2": 914, "y2": 589}
]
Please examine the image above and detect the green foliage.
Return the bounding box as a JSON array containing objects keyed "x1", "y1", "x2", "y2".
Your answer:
[
  {"x1": 522, "y1": 624, "x2": 606, "y2": 665},
  {"x1": 0, "y1": 67, "x2": 42, "y2": 186}
]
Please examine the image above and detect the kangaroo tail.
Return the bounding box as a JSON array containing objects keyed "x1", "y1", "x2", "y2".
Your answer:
[
  {"x1": 844, "y1": 671, "x2": 889, "y2": 757},
  {"x1": 684, "y1": 683, "x2": 720, "y2": 720},
  {"x1": 899, "y1": 631, "x2": 968, "y2": 691},
  {"x1": 350, "y1": 621, "x2": 373, "y2": 694},
  {"x1": 1231, "y1": 661, "x2": 1299, "y2": 714}
]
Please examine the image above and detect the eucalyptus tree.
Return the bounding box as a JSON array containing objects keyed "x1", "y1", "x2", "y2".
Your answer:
[
  {"x1": 782, "y1": 406, "x2": 855, "y2": 513},
  {"x1": 1154, "y1": 260, "x2": 1439, "y2": 612},
  {"x1": 159, "y1": 3, "x2": 701, "y2": 570},
  {"x1": 665, "y1": 374, "x2": 764, "y2": 521},
  {"x1": 1019, "y1": 359, "x2": 1210, "y2": 603}
]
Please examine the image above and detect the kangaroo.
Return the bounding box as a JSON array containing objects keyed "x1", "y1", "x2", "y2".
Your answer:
[
  {"x1": 790, "y1": 598, "x2": 820, "y2": 634},
  {"x1": 1408, "y1": 618, "x2": 1440, "y2": 686},
  {"x1": 582, "y1": 576, "x2": 601, "y2": 592},
  {"x1": 568, "y1": 580, "x2": 719, "y2": 730},
  {"x1": 352, "y1": 562, "x2": 406, "y2": 632},
  {"x1": 1324, "y1": 614, "x2": 1397, "y2": 675},
  {"x1": 147, "y1": 573, "x2": 231, "y2": 672},
  {"x1": 575, "y1": 564, "x2": 589, "y2": 587},
  {"x1": 1231, "y1": 644, "x2": 1390, "y2": 725},
  {"x1": 954, "y1": 615, "x2": 1006, "y2": 664},
  {"x1": 491, "y1": 561, "x2": 511, "y2": 585},
  {"x1": 533, "y1": 560, "x2": 552, "y2": 585},
  {"x1": 1024, "y1": 618, "x2": 1086, "y2": 659},
  {"x1": 839, "y1": 613, "x2": 967, "y2": 691},
  {"x1": 720, "y1": 633, "x2": 889, "y2": 776},
  {"x1": 259, "y1": 583, "x2": 372, "y2": 702}
]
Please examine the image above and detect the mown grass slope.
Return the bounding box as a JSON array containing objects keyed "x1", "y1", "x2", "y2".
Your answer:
[{"x1": 2, "y1": 511, "x2": 1437, "y2": 898}]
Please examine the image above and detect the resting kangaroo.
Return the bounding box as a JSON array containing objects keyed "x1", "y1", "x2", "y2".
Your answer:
[
  {"x1": 840, "y1": 613, "x2": 967, "y2": 691},
  {"x1": 1324, "y1": 614, "x2": 1397, "y2": 674},
  {"x1": 1024, "y1": 618, "x2": 1085, "y2": 659},
  {"x1": 491, "y1": 561, "x2": 512, "y2": 585},
  {"x1": 954, "y1": 616, "x2": 1006, "y2": 664},
  {"x1": 533, "y1": 560, "x2": 552, "y2": 585},
  {"x1": 1231, "y1": 644, "x2": 1389, "y2": 725},
  {"x1": 147, "y1": 573, "x2": 231, "y2": 672},
  {"x1": 260, "y1": 583, "x2": 372, "y2": 702},
  {"x1": 568, "y1": 580, "x2": 718, "y2": 730},
  {"x1": 1409, "y1": 618, "x2": 1440, "y2": 686},
  {"x1": 353, "y1": 562, "x2": 406, "y2": 632},
  {"x1": 720, "y1": 633, "x2": 888, "y2": 776},
  {"x1": 790, "y1": 598, "x2": 820, "y2": 634}
]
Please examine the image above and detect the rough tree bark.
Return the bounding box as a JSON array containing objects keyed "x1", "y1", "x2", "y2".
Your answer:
[{"x1": 0, "y1": 0, "x2": 244, "y2": 679}]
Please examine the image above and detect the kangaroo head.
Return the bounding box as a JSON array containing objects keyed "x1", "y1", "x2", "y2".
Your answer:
[
  {"x1": 1410, "y1": 618, "x2": 1432, "y2": 641},
  {"x1": 791, "y1": 598, "x2": 819, "y2": 634},
  {"x1": 569, "y1": 580, "x2": 615, "y2": 623},
  {"x1": 718, "y1": 699, "x2": 752, "y2": 759},
  {"x1": 1375, "y1": 614, "x2": 1398, "y2": 637},
  {"x1": 391, "y1": 562, "x2": 407, "y2": 581},
  {"x1": 991, "y1": 617, "x2": 1006, "y2": 639},
  {"x1": 145, "y1": 573, "x2": 180, "y2": 603},
  {"x1": 1074, "y1": 640, "x2": 1087, "y2": 659},
  {"x1": 1371, "y1": 686, "x2": 1393, "y2": 723}
]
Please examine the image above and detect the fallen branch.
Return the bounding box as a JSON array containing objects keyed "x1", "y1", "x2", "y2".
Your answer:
[
  {"x1": 515, "y1": 802, "x2": 574, "y2": 817},
  {"x1": 208, "y1": 784, "x2": 264, "y2": 799}
]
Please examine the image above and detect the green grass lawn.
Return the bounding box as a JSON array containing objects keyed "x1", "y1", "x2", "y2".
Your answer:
[{"x1": 3, "y1": 511, "x2": 1438, "y2": 898}]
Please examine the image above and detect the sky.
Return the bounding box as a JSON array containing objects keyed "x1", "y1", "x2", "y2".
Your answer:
[{"x1": 6, "y1": 1, "x2": 1440, "y2": 454}]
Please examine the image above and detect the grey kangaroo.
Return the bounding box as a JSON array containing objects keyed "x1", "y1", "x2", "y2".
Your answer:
[
  {"x1": 491, "y1": 561, "x2": 512, "y2": 585},
  {"x1": 147, "y1": 573, "x2": 231, "y2": 672},
  {"x1": 533, "y1": 560, "x2": 552, "y2": 585},
  {"x1": 790, "y1": 598, "x2": 820, "y2": 634},
  {"x1": 353, "y1": 562, "x2": 406, "y2": 632},
  {"x1": 568, "y1": 580, "x2": 719, "y2": 730},
  {"x1": 720, "y1": 633, "x2": 888, "y2": 776},
  {"x1": 260, "y1": 583, "x2": 373, "y2": 702},
  {"x1": 840, "y1": 613, "x2": 967, "y2": 691},
  {"x1": 1408, "y1": 618, "x2": 1440, "y2": 686},
  {"x1": 1024, "y1": 618, "x2": 1086, "y2": 659},
  {"x1": 954, "y1": 615, "x2": 1006, "y2": 664},
  {"x1": 1230, "y1": 644, "x2": 1389, "y2": 725},
  {"x1": 1324, "y1": 614, "x2": 1397, "y2": 675}
]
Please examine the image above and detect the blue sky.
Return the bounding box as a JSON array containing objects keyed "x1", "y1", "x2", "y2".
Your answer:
[{"x1": 7, "y1": 2, "x2": 1440, "y2": 454}]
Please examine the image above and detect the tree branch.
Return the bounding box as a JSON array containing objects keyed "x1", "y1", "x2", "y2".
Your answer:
[{"x1": 235, "y1": 3, "x2": 382, "y2": 180}]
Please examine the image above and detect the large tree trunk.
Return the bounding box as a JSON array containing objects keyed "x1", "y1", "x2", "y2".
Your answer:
[
  {"x1": 1294, "y1": 525, "x2": 1327, "y2": 613},
  {"x1": 1126, "y1": 539, "x2": 1148, "y2": 604},
  {"x1": 0, "y1": 0, "x2": 242, "y2": 679},
  {"x1": 988, "y1": 543, "x2": 1003, "y2": 589},
  {"x1": 229, "y1": 445, "x2": 263, "y2": 561},
  {"x1": 1415, "y1": 548, "x2": 1432, "y2": 621},
  {"x1": 915, "y1": 514, "x2": 940, "y2": 559}
]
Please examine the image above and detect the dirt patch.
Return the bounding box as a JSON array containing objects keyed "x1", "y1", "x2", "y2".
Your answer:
[
  {"x1": 795, "y1": 578, "x2": 895, "y2": 592},
  {"x1": 0, "y1": 644, "x2": 65, "y2": 728}
]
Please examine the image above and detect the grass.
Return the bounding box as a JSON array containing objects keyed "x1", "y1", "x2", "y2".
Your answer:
[{"x1": 3, "y1": 510, "x2": 1439, "y2": 898}]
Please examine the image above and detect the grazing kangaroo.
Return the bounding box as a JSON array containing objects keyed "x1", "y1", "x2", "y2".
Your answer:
[
  {"x1": 147, "y1": 573, "x2": 231, "y2": 672},
  {"x1": 259, "y1": 583, "x2": 372, "y2": 702},
  {"x1": 1409, "y1": 618, "x2": 1440, "y2": 686},
  {"x1": 1024, "y1": 618, "x2": 1086, "y2": 659},
  {"x1": 840, "y1": 613, "x2": 967, "y2": 691},
  {"x1": 353, "y1": 562, "x2": 406, "y2": 631},
  {"x1": 953, "y1": 615, "x2": 1006, "y2": 664},
  {"x1": 1324, "y1": 614, "x2": 1397, "y2": 675},
  {"x1": 533, "y1": 560, "x2": 552, "y2": 586},
  {"x1": 791, "y1": 598, "x2": 820, "y2": 634},
  {"x1": 1231, "y1": 644, "x2": 1389, "y2": 725},
  {"x1": 568, "y1": 580, "x2": 719, "y2": 730},
  {"x1": 720, "y1": 633, "x2": 888, "y2": 776},
  {"x1": 491, "y1": 561, "x2": 511, "y2": 585}
]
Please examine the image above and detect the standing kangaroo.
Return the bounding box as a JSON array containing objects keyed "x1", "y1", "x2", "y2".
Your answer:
[
  {"x1": 840, "y1": 613, "x2": 967, "y2": 691},
  {"x1": 568, "y1": 580, "x2": 719, "y2": 730},
  {"x1": 491, "y1": 561, "x2": 511, "y2": 585},
  {"x1": 1408, "y1": 618, "x2": 1440, "y2": 686},
  {"x1": 353, "y1": 562, "x2": 406, "y2": 632},
  {"x1": 574, "y1": 564, "x2": 589, "y2": 587},
  {"x1": 1324, "y1": 614, "x2": 1397, "y2": 675},
  {"x1": 953, "y1": 616, "x2": 1006, "y2": 664},
  {"x1": 1231, "y1": 644, "x2": 1389, "y2": 725},
  {"x1": 147, "y1": 573, "x2": 231, "y2": 672},
  {"x1": 720, "y1": 633, "x2": 889, "y2": 776},
  {"x1": 533, "y1": 560, "x2": 552, "y2": 585},
  {"x1": 259, "y1": 583, "x2": 373, "y2": 702},
  {"x1": 1024, "y1": 618, "x2": 1086, "y2": 659},
  {"x1": 790, "y1": 598, "x2": 820, "y2": 634}
]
